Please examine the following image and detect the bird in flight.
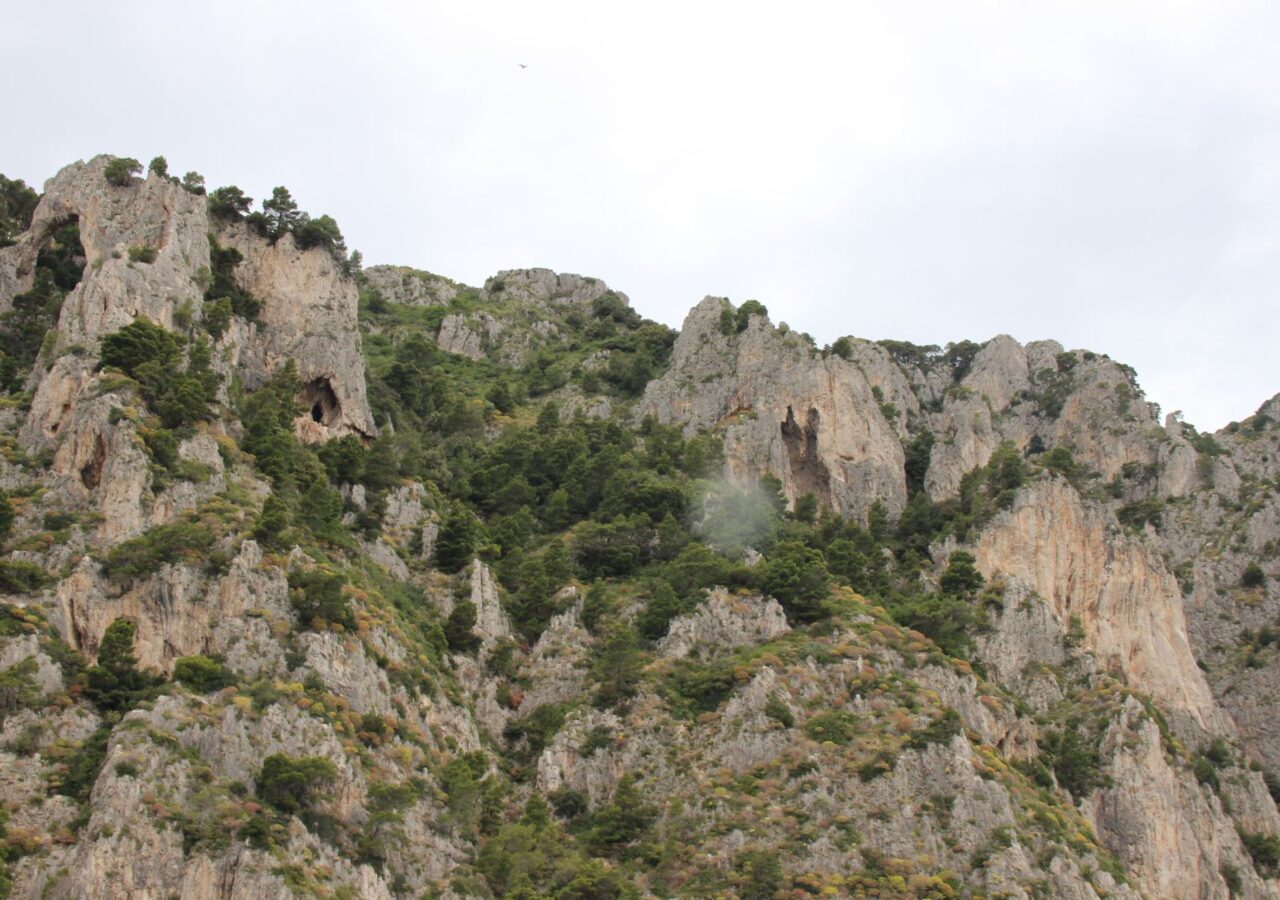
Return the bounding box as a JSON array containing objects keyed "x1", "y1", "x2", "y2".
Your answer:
[{"x1": 518, "y1": 63, "x2": 528, "y2": 69}]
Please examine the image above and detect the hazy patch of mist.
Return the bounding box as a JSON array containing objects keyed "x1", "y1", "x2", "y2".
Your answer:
[{"x1": 693, "y1": 479, "x2": 780, "y2": 555}]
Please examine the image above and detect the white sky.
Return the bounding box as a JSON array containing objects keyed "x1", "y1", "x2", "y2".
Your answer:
[{"x1": 5, "y1": 0, "x2": 1278, "y2": 429}]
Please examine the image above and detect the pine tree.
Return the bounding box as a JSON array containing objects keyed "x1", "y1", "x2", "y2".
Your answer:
[{"x1": 435, "y1": 508, "x2": 479, "y2": 573}]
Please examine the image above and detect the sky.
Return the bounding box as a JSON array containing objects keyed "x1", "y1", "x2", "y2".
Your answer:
[{"x1": 4, "y1": 0, "x2": 1278, "y2": 429}]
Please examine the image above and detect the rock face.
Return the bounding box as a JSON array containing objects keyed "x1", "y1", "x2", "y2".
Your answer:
[
  {"x1": 975, "y1": 478, "x2": 1224, "y2": 733},
  {"x1": 6, "y1": 154, "x2": 1280, "y2": 900},
  {"x1": 362, "y1": 264, "x2": 458, "y2": 306},
  {"x1": 484, "y1": 268, "x2": 620, "y2": 308},
  {"x1": 213, "y1": 221, "x2": 375, "y2": 440},
  {"x1": 1087, "y1": 698, "x2": 1279, "y2": 900},
  {"x1": 640, "y1": 297, "x2": 907, "y2": 521},
  {"x1": 3, "y1": 156, "x2": 374, "y2": 448},
  {"x1": 659, "y1": 589, "x2": 789, "y2": 659}
]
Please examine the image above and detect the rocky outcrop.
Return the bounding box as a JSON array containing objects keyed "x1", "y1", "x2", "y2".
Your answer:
[
  {"x1": 926, "y1": 341, "x2": 1173, "y2": 501},
  {"x1": 484, "y1": 268, "x2": 620, "y2": 308},
  {"x1": 1, "y1": 159, "x2": 207, "y2": 336},
  {"x1": 6, "y1": 157, "x2": 374, "y2": 451},
  {"x1": 658, "y1": 589, "x2": 789, "y2": 659},
  {"x1": 53, "y1": 540, "x2": 291, "y2": 673},
  {"x1": 468, "y1": 560, "x2": 511, "y2": 648},
  {"x1": 362, "y1": 264, "x2": 458, "y2": 306},
  {"x1": 974, "y1": 478, "x2": 1226, "y2": 734},
  {"x1": 1087, "y1": 698, "x2": 1280, "y2": 899},
  {"x1": 213, "y1": 222, "x2": 374, "y2": 440},
  {"x1": 436, "y1": 311, "x2": 501, "y2": 361},
  {"x1": 640, "y1": 298, "x2": 907, "y2": 520}
]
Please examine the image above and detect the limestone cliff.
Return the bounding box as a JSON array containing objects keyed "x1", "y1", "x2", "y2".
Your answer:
[
  {"x1": 639, "y1": 297, "x2": 907, "y2": 521},
  {"x1": 3, "y1": 154, "x2": 1280, "y2": 899},
  {"x1": 4, "y1": 156, "x2": 374, "y2": 450}
]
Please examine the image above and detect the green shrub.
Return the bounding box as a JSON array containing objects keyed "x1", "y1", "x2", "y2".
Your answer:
[
  {"x1": 201, "y1": 296, "x2": 232, "y2": 338},
  {"x1": 662, "y1": 658, "x2": 736, "y2": 717},
  {"x1": 103, "y1": 522, "x2": 216, "y2": 582},
  {"x1": 735, "y1": 300, "x2": 768, "y2": 332},
  {"x1": 1040, "y1": 726, "x2": 1104, "y2": 799},
  {"x1": 99, "y1": 318, "x2": 219, "y2": 428},
  {"x1": 503, "y1": 703, "x2": 568, "y2": 757},
  {"x1": 207, "y1": 186, "x2": 252, "y2": 221},
  {"x1": 764, "y1": 696, "x2": 794, "y2": 728},
  {"x1": 293, "y1": 214, "x2": 346, "y2": 255},
  {"x1": 939, "y1": 551, "x2": 983, "y2": 596},
  {"x1": 0, "y1": 174, "x2": 39, "y2": 246},
  {"x1": 736, "y1": 849, "x2": 784, "y2": 900},
  {"x1": 251, "y1": 495, "x2": 292, "y2": 550},
  {"x1": 84, "y1": 618, "x2": 160, "y2": 712},
  {"x1": 140, "y1": 425, "x2": 179, "y2": 470},
  {"x1": 256, "y1": 753, "x2": 337, "y2": 816},
  {"x1": 0, "y1": 560, "x2": 51, "y2": 593},
  {"x1": 53, "y1": 725, "x2": 111, "y2": 802},
  {"x1": 1222, "y1": 862, "x2": 1243, "y2": 894},
  {"x1": 101, "y1": 317, "x2": 181, "y2": 375},
  {"x1": 882, "y1": 590, "x2": 979, "y2": 658},
  {"x1": 720, "y1": 307, "x2": 736, "y2": 336},
  {"x1": 549, "y1": 786, "x2": 588, "y2": 820},
  {"x1": 1117, "y1": 498, "x2": 1164, "y2": 530},
  {"x1": 1241, "y1": 830, "x2": 1280, "y2": 875},
  {"x1": 443, "y1": 600, "x2": 481, "y2": 653},
  {"x1": 857, "y1": 749, "x2": 898, "y2": 782},
  {"x1": 586, "y1": 774, "x2": 653, "y2": 856},
  {"x1": 591, "y1": 626, "x2": 644, "y2": 710},
  {"x1": 173, "y1": 655, "x2": 235, "y2": 693},
  {"x1": 635, "y1": 581, "x2": 685, "y2": 641},
  {"x1": 128, "y1": 245, "x2": 157, "y2": 264},
  {"x1": 906, "y1": 708, "x2": 962, "y2": 749},
  {"x1": 0, "y1": 490, "x2": 13, "y2": 541},
  {"x1": 103, "y1": 157, "x2": 142, "y2": 187},
  {"x1": 205, "y1": 237, "x2": 261, "y2": 320},
  {"x1": 1242, "y1": 563, "x2": 1266, "y2": 589},
  {"x1": 288, "y1": 569, "x2": 354, "y2": 631},
  {"x1": 580, "y1": 724, "x2": 614, "y2": 756},
  {"x1": 804, "y1": 710, "x2": 858, "y2": 745},
  {"x1": 435, "y1": 508, "x2": 479, "y2": 573},
  {"x1": 756, "y1": 540, "x2": 830, "y2": 623}
]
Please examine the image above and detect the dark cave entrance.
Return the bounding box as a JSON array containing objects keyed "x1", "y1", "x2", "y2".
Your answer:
[
  {"x1": 80, "y1": 434, "x2": 108, "y2": 490},
  {"x1": 298, "y1": 377, "x2": 341, "y2": 427}
]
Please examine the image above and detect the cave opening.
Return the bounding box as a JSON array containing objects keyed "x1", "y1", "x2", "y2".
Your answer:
[
  {"x1": 298, "y1": 377, "x2": 341, "y2": 427},
  {"x1": 80, "y1": 433, "x2": 108, "y2": 490}
]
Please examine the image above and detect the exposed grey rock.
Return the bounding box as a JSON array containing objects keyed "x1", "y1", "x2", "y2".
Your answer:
[
  {"x1": 640, "y1": 297, "x2": 907, "y2": 521},
  {"x1": 659, "y1": 589, "x2": 789, "y2": 659},
  {"x1": 363, "y1": 264, "x2": 459, "y2": 306}
]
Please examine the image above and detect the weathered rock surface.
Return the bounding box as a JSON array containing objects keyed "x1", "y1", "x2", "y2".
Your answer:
[
  {"x1": 484, "y1": 268, "x2": 620, "y2": 308},
  {"x1": 640, "y1": 297, "x2": 907, "y2": 521},
  {"x1": 659, "y1": 589, "x2": 789, "y2": 659},
  {"x1": 975, "y1": 478, "x2": 1226, "y2": 733},
  {"x1": 362, "y1": 264, "x2": 458, "y2": 306},
  {"x1": 5, "y1": 156, "x2": 375, "y2": 450}
]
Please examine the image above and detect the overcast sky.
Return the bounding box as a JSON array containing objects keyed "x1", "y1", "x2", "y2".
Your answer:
[{"x1": 5, "y1": 1, "x2": 1278, "y2": 428}]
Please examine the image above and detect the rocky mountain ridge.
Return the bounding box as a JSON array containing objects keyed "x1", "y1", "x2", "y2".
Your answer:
[{"x1": 0, "y1": 156, "x2": 1276, "y2": 898}]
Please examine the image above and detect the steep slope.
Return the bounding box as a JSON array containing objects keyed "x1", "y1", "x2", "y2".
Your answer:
[{"x1": 0, "y1": 156, "x2": 1278, "y2": 899}]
